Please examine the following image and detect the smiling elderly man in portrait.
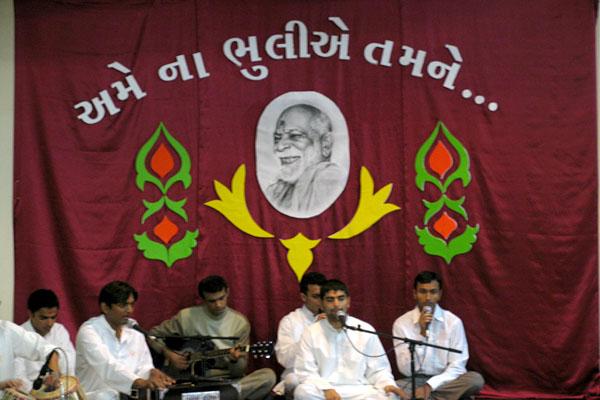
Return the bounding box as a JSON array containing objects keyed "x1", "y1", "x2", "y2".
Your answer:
[{"x1": 267, "y1": 104, "x2": 345, "y2": 214}]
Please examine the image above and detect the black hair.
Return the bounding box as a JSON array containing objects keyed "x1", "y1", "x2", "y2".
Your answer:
[
  {"x1": 414, "y1": 271, "x2": 443, "y2": 290},
  {"x1": 197, "y1": 275, "x2": 228, "y2": 299},
  {"x1": 320, "y1": 279, "x2": 349, "y2": 299},
  {"x1": 27, "y1": 289, "x2": 59, "y2": 313},
  {"x1": 300, "y1": 272, "x2": 327, "y2": 294},
  {"x1": 98, "y1": 281, "x2": 138, "y2": 307}
]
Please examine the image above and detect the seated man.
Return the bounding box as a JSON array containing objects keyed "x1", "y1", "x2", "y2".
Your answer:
[
  {"x1": 15, "y1": 289, "x2": 76, "y2": 392},
  {"x1": 274, "y1": 271, "x2": 327, "y2": 397},
  {"x1": 0, "y1": 319, "x2": 59, "y2": 393},
  {"x1": 149, "y1": 275, "x2": 276, "y2": 400},
  {"x1": 294, "y1": 279, "x2": 407, "y2": 400},
  {"x1": 392, "y1": 271, "x2": 484, "y2": 400},
  {"x1": 76, "y1": 281, "x2": 174, "y2": 400}
]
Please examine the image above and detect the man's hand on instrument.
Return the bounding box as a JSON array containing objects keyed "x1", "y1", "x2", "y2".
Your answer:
[
  {"x1": 133, "y1": 369, "x2": 175, "y2": 390},
  {"x1": 42, "y1": 370, "x2": 61, "y2": 391},
  {"x1": 323, "y1": 389, "x2": 341, "y2": 400},
  {"x1": 228, "y1": 346, "x2": 246, "y2": 362},
  {"x1": 149, "y1": 369, "x2": 175, "y2": 388},
  {"x1": 415, "y1": 384, "x2": 432, "y2": 400},
  {"x1": 164, "y1": 348, "x2": 190, "y2": 370},
  {"x1": 0, "y1": 379, "x2": 24, "y2": 390},
  {"x1": 384, "y1": 385, "x2": 410, "y2": 400}
]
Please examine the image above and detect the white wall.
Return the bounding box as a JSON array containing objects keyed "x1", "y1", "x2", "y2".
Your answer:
[{"x1": 0, "y1": 0, "x2": 15, "y2": 321}]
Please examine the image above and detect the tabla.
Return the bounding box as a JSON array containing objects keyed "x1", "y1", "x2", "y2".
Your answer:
[
  {"x1": 1, "y1": 388, "x2": 34, "y2": 400},
  {"x1": 30, "y1": 376, "x2": 86, "y2": 400}
]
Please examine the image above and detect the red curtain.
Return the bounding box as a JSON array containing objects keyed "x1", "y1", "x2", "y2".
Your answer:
[{"x1": 14, "y1": 1, "x2": 598, "y2": 398}]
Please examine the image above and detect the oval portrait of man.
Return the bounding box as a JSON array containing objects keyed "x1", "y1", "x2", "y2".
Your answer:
[{"x1": 256, "y1": 91, "x2": 350, "y2": 219}]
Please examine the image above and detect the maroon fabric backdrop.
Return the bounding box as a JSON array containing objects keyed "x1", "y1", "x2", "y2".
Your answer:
[{"x1": 14, "y1": 1, "x2": 598, "y2": 398}]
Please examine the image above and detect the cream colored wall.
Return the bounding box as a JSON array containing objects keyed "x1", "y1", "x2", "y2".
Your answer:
[{"x1": 0, "y1": 0, "x2": 15, "y2": 321}]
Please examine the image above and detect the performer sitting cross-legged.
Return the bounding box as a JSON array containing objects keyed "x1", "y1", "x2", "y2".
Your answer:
[
  {"x1": 392, "y1": 271, "x2": 484, "y2": 400},
  {"x1": 76, "y1": 281, "x2": 174, "y2": 400},
  {"x1": 149, "y1": 275, "x2": 276, "y2": 400},
  {"x1": 0, "y1": 318, "x2": 60, "y2": 394},
  {"x1": 273, "y1": 271, "x2": 327, "y2": 398},
  {"x1": 294, "y1": 279, "x2": 408, "y2": 400},
  {"x1": 14, "y1": 289, "x2": 76, "y2": 392}
]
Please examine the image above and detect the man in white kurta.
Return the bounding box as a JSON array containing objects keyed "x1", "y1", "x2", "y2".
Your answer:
[
  {"x1": 76, "y1": 315, "x2": 155, "y2": 400},
  {"x1": 293, "y1": 279, "x2": 407, "y2": 400},
  {"x1": 14, "y1": 289, "x2": 76, "y2": 392},
  {"x1": 274, "y1": 272, "x2": 327, "y2": 397},
  {"x1": 0, "y1": 320, "x2": 57, "y2": 394},
  {"x1": 14, "y1": 320, "x2": 76, "y2": 391},
  {"x1": 76, "y1": 281, "x2": 173, "y2": 400},
  {"x1": 392, "y1": 271, "x2": 483, "y2": 400}
]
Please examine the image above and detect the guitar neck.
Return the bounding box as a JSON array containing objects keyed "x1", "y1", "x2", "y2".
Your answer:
[{"x1": 188, "y1": 344, "x2": 250, "y2": 362}]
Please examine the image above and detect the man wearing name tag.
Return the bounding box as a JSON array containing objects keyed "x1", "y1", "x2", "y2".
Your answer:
[
  {"x1": 76, "y1": 281, "x2": 174, "y2": 400},
  {"x1": 392, "y1": 271, "x2": 484, "y2": 400},
  {"x1": 14, "y1": 289, "x2": 76, "y2": 392}
]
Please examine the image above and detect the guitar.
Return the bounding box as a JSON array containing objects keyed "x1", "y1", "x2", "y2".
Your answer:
[
  {"x1": 188, "y1": 341, "x2": 274, "y2": 363},
  {"x1": 161, "y1": 340, "x2": 274, "y2": 379}
]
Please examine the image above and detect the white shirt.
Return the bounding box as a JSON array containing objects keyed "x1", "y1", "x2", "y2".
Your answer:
[
  {"x1": 0, "y1": 321, "x2": 56, "y2": 393},
  {"x1": 76, "y1": 315, "x2": 154, "y2": 399},
  {"x1": 275, "y1": 305, "x2": 317, "y2": 378},
  {"x1": 14, "y1": 320, "x2": 76, "y2": 392},
  {"x1": 294, "y1": 315, "x2": 396, "y2": 391},
  {"x1": 392, "y1": 305, "x2": 469, "y2": 391}
]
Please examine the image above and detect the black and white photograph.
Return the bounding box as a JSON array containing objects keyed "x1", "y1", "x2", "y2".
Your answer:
[{"x1": 255, "y1": 91, "x2": 350, "y2": 218}]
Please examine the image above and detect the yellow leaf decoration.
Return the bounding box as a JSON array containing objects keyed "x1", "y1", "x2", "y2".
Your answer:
[
  {"x1": 280, "y1": 233, "x2": 322, "y2": 281},
  {"x1": 328, "y1": 166, "x2": 400, "y2": 239},
  {"x1": 205, "y1": 164, "x2": 274, "y2": 238}
]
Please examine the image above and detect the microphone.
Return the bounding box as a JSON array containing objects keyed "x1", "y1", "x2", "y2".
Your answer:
[
  {"x1": 336, "y1": 310, "x2": 347, "y2": 325},
  {"x1": 127, "y1": 319, "x2": 157, "y2": 340},
  {"x1": 422, "y1": 303, "x2": 434, "y2": 338},
  {"x1": 32, "y1": 349, "x2": 56, "y2": 390}
]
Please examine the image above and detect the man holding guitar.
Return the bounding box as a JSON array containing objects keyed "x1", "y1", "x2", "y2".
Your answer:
[{"x1": 149, "y1": 275, "x2": 276, "y2": 400}]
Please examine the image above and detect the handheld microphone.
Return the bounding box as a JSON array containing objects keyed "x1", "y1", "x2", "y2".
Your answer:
[
  {"x1": 336, "y1": 310, "x2": 347, "y2": 325},
  {"x1": 422, "y1": 303, "x2": 434, "y2": 338},
  {"x1": 32, "y1": 349, "x2": 56, "y2": 390}
]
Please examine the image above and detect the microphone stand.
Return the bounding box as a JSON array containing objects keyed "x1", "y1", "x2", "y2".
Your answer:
[{"x1": 343, "y1": 322, "x2": 461, "y2": 400}]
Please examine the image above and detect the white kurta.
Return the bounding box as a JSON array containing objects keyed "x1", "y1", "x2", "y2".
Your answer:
[
  {"x1": 275, "y1": 305, "x2": 317, "y2": 378},
  {"x1": 76, "y1": 315, "x2": 154, "y2": 400},
  {"x1": 0, "y1": 320, "x2": 56, "y2": 394},
  {"x1": 294, "y1": 316, "x2": 396, "y2": 400},
  {"x1": 392, "y1": 305, "x2": 469, "y2": 391},
  {"x1": 14, "y1": 320, "x2": 76, "y2": 392}
]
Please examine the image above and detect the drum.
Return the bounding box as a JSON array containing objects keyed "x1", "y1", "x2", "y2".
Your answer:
[
  {"x1": 1, "y1": 388, "x2": 35, "y2": 400},
  {"x1": 30, "y1": 376, "x2": 86, "y2": 400}
]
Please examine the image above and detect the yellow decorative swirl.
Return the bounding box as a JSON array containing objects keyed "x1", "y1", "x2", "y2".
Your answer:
[
  {"x1": 280, "y1": 234, "x2": 322, "y2": 281},
  {"x1": 205, "y1": 164, "x2": 274, "y2": 238},
  {"x1": 205, "y1": 164, "x2": 399, "y2": 280},
  {"x1": 328, "y1": 166, "x2": 400, "y2": 239}
]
